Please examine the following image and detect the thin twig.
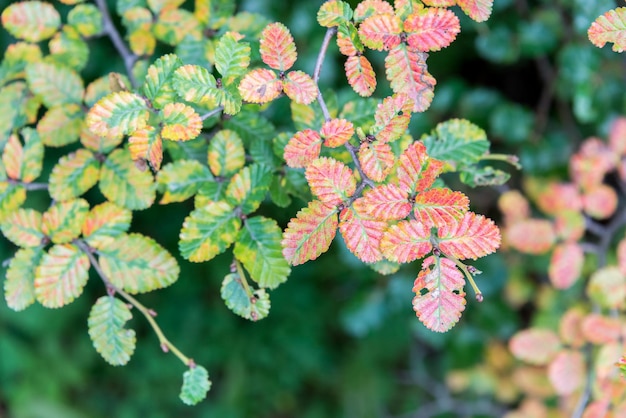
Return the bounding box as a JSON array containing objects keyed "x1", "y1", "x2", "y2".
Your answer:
[
  {"x1": 8, "y1": 179, "x2": 49, "y2": 191},
  {"x1": 313, "y1": 27, "x2": 337, "y2": 122},
  {"x1": 201, "y1": 106, "x2": 224, "y2": 121}
]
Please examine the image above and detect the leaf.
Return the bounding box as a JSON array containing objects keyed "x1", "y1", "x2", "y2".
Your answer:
[
  {"x1": 215, "y1": 32, "x2": 251, "y2": 84},
  {"x1": 394, "y1": 0, "x2": 423, "y2": 20},
  {"x1": 179, "y1": 201, "x2": 241, "y2": 262},
  {"x1": 160, "y1": 103, "x2": 202, "y2": 141},
  {"x1": 582, "y1": 184, "x2": 618, "y2": 219},
  {"x1": 221, "y1": 272, "x2": 271, "y2": 321},
  {"x1": 98, "y1": 233, "x2": 179, "y2": 294},
  {"x1": 82, "y1": 202, "x2": 132, "y2": 250},
  {"x1": 548, "y1": 350, "x2": 585, "y2": 395},
  {"x1": 2, "y1": 130, "x2": 43, "y2": 183},
  {"x1": 317, "y1": 1, "x2": 353, "y2": 27},
  {"x1": 290, "y1": 90, "x2": 338, "y2": 131},
  {"x1": 128, "y1": 126, "x2": 163, "y2": 171},
  {"x1": 421, "y1": 119, "x2": 490, "y2": 166},
  {"x1": 208, "y1": 83, "x2": 243, "y2": 115},
  {"x1": 339, "y1": 203, "x2": 386, "y2": 263},
  {"x1": 207, "y1": 129, "x2": 245, "y2": 176},
  {"x1": 99, "y1": 149, "x2": 156, "y2": 210},
  {"x1": 370, "y1": 94, "x2": 414, "y2": 143},
  {"x1": 49, "y1": 149, "x2": 101, "y2": 201},
  {"x1": 48, "y1": 26, "x2": 90, "y2": 71},
  {"x1": 549, "y1": 243, "x2": 584, "y2": 290},
  {"x1": 404, "y1": 8, "x2": 460, "y2": 52},
  {"x1": 1, "y1": 1, "x2": 60, "y2": 42},
  {"x1": 234, "y1": 216, "x2": 291, "y2": 289},
  {"x1": 157, "y1": 160, "x2": 213, "y2": 204},
  {"x1": 0, "y1": 182, "x2": 26, "y2": 223},
  {"x1": 25, "y1": 62, "x2": 83, "y2": 108},
  {"x1": 224, "y1": 109, "x2": 276, "y2": 146},
  {"x1": 437, "y1": 212, "x2": 500, "y2": 260},
  {"x1": 284, "y1": 129, "x2": 323, "y2": 168},
  {"x1": 42, "y1": 199, "x2": 89, "y2": 244},
  {"x1": 67, "y1": 4, "x2": 103, "y2": 37},
  {"x1": 88, "y1": 296, "x2": 136, "y2": 366},
  {"x1": 37, "y1": 104, "x2": 83, "y2": 147},
  {"x1": 305, "y1": 157, "x2": 356, "y2": 206},
  {"x1": 34, "y1": 243, "x2": 90, "y2": 308},
  {"x1": 581, "y1": 313, "x2": 621, "y2": 344},
  {"x1": 180, "y1": 366, "x2": 211, "y2": 406},
  {"x1": 353, "y1": 0, "x2": 395, "y2": 23},
  {"x1": 143, "y1": 54, "x2": 183, "y2": 109},
  {"x1": 359, "y1": 184, "x2": 411, "y2": 221},
  {"x1": 587, "y1": 266, "x2": 626, "y2": 310},
  {"x1": 1, "y1": 208, "x2": 44, "y2": 248},
  {"x1": 260, "y1": 22, "x2": 297, "y2": 71},
  {"x1": 87, "y1": 91, "x2": 149, "y2": 139},
  {"x1": 397, "y1": 141, "x2": 443, "y2": 194},
  {"x1": 337, "y1": 22, "x2": 363, "y2": 56},
  {"x1": 457, "y1": 0, "x2": 494, "y2": 23},
  {"x1": 413, "y1": 188, "x2": 469, "y2": 228},
  {"x1": 588, "y1": 7, "x2": 626, "y2": 52},
  {"x1": 505, "y1": 219, "x2": 556, "y2": 255},
  {"x1": 344, "y1": 55, "x2": 377, "y2": 97},
  {"x1": 358, "y1": 141, "x2": 395, "y2": 182},
  {"x1": 172, "y1": 64, "x2": 218, "y2": 106},
  {"x1": 4, "y1": 247, "x2": 42, "y2": 311},
  {"x1": 380, "y1": 220, "x2": 431, "y2": 263},
  {"x1": 225, "y1": 164, "x2": 272, "y2": 214},
  {"x1": 320, "y1": 118, "x2": 354, "y2": 148},
  {"x1": 358, "y1": 13, "x2": 402, "y2": 51},
  {"x1": 238, "y1": 68, "x2": 282, "y2": 103},
  {"x1": 385, "y1": 45, "x2": 436, "y2": 112},
  {"x1": 412, "y1": 255, "x2": 466, "y2": 332},
  {"x1": 509, "y1": 328, "x2": 561, "y2": 365},
  {"x1": 282, "y1": 200, "x2": 339, "y2": 266},
  {"x1": 283, "y1": 70, "x2": 318, "y2": 105}
]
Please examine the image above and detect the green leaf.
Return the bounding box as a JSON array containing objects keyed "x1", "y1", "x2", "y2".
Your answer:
[
  {"x1": 100, "y1": 149, "x2": 156, "y2": 210},
  {"x1": 82, "y1": 202, "x2": 132, "y2": 250},
  {"x1": 172, "y1": 64, "x2": 218, "y2": 106},
  {"x1": 86, "y1": 91, "x2": 149, "y2": 139},
  {"x1": 68, "y1": 4, "x2": 103, "y2": 37},
  {"x1": 421, "y1": 119, "x2": 490, "y2": 168},
  {"x1": 0, "y1": 182, "x2": 26, "y2": 223},
  {"x1": 37, "y1": 104, "x2": 84, "y2": 147},
  {"x1": 225, "y1": 164, "x2": 272, "y2": 214},
  {"x1": 0, "y1": 82, "x2": 33, "y2": 148},
  {"x1": 269, "y1": 175, "x2": 292, "y2": 208},
  {"x1": 48, "y1": 26, "x2": 90, "y2": 72},
  {"x1": 84, "y1": 73, "x2": 132, "y2": 108},
  {"x1": 179, "y1": 201, "x2": 241, "y2": 262},
  {"x1": 194, "y1": 181, "x2": 228, "y2": 208},
  {"x1": 208, "y1": 83, "x2": 242, "y2": 115},
  {"x1": 34, "y1": 243, "x2": 90, "y2": 308},
  {"x1": 180, "y1": 366, "x2": 211, "y2": 406},
  {"x1": 220, "y1": 272, "x2": 271, "y2": 321},
  {"x1": 459, "y1": 166, "x2": 511, "y2": 188},
  {"x1": 143, "y1": 54, "x2": 183, "y2": 110},
  {"x1": 164, "y1": 135, "x2": 209, "y2": 164},
  {"x1": 49, "y1": 149, "x2": 101, "y2": 201},
  {"x1": 157, "y1": 160, "x2": 214, "y2": 204},
  {"x1": 1, "y1": 208, "x2": 44, "y2": 248},
  {"x1": 339, "y1": 98, "x2": 378, "y2": 132},
  {"x1": 234, "y1": 216, "x2": 291, "y2": 289},
  {"x1": 97, "y1": 233, "x2": 179, "y2": 294},
  {"x1": 215, "y1": 32, "x2": 251, "y2": 84},
  {"x1": 223, "y1": 110, "x2": 275, "y2": 147},
  {"x1": 15, "y1": 128, "x2": 44, "y2": 183},
  {"x1": 208, "y1": 129, "x2": 245, "y2": 177},
  {"x1": 153, "y1": 9, "x2": 201, "y2": 46},
  {"x1": 42, "y1": 199, "x2": 90, "y2": 244},
  {"x1": 1, "y1": 1, "x2": 61, "y2": 42},
  {"x1": 25, "y1": 62, "x2": 84, "y2": 108},
  {"x1": 88, "y1": 295, "x2": 136, "y2": 366},
  {"x1": 4, "y1": 247, "x2": 43, "y2": 311},
  {"x1": 174, "y1": 36, "x2": 213, "y2": 70},
  {"x1": 160, "y1": 102, "x2": 202, "y2": 141},
  {"x1": 0, "y1": 42, "x2": 42, "y2": 86}
]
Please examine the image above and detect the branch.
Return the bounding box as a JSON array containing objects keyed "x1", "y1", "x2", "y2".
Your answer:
[
  {"x1": 201, "y1": 106, "x2": 224, "y2": 121},
  {"x1": 313, "y1": 27, "x2": 337, "y2": 122},
  {"x1": 8, "y1": 179, "x2": 49, "y2": 191}
]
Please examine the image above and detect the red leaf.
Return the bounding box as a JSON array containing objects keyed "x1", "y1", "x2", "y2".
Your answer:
[
  {"x1": 548, "y1": 350, "x2": 585, "y2": 395},
  {"x1": 345, "y1": 55, "x2": 377, "y2": 97},
  {"x1": 339, "y1": 202, "x2": 386, "y2": 263},
  {"x1": 548, "y1": 243, "x2": 583, "y2": 290},
  {"x1": 238, "y1": 68, "x2": 282, "y2": 104},
  {"x1": 385, "y1": 45, "x2": 436, "y2": 112},
  {"x1": 358, "y1": 13, "x2": 402, "y2": 51},
  {"x1": 582, "y1": 184, "x2": 618, "y2": 220},
  {"x1": 282, "y1": 200, "x2": 338, "y2": 266},
  {"x1": 397, "y1": 141, "x2": 443, "y2": 194},
  {"x1": 412, "y1": 255, "x2": 466, "y2": 332},
  {"x1": 284, "y1": 129, "x2": 323, "y2": 168},
  {"x1": 437, "y1": 212, "x2": 500, "y2": 260},
  {"x1": 456, "y1": 0, "x2": 494, "y2": 23},
  {"x1": 283, "y1": 70, "x2": 318, "y2": 105},
  {"x1": 505, "y1": 218, "x2": 555, "y2": 255},
  {"x1": 320, "y1": 118, "x2": 354, "y2": 148},
  {"x1": 413, "y1": 188, "x2": 469, "y2": 228},
  {"x1": 371, "y1": 93, "x2": 414, "y2": 143},
  {"x1": 404, "y1": 8, "x2": 460, "y2": 52},
  {"x1": 305, "y1": 157, "x2": 356, "y2": 206},
  {"x1": 354, "y1": 0, "x2": 395, "y2": 22},
  {"x1": 358, "y1": 141, "x2": 395, "y2": 182},
  {"x1": 358, "y1": 183, "x2": 411, "y2": 221},
  {"x1": 260, "y1": 22, "x2": 297, "y2": 71},
  {"x1": 380, "y1": 219, "x2": 432, "y2": 263},
  {"x1": 509, "y1": 328, "x2": 561, "y2": 365}
]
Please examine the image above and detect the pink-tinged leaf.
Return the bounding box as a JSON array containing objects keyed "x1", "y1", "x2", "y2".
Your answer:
[
  {"x1": 548, "y1": 350, "x2": 585, "y2": 396},
  {"x1": 128, "y1": 126, "x2": 163, "y2": 171},
  {"x1": 588, "y1": 7, "x2": 626, "y2": 52},
  {"x1": 336, "y1": 22, "x2": 362, "y2": 56},
  {"x1": 413, "y1": 188, "x2": 469, "y2": 228},
  {"x1": 397, "y1": 141, "x2": 443, "y2": 194},
  {"x1": 358, "y1": 13, "x2": 402, "y2": 51},
  {"x1": 260, "y1": 22, "x2": 297, "y2": 71},
  {"x1": 283, "y1": 70, "x2": 318, "y2": 105},
  {"x1": 554, "y1": 210, "x2": 585, "y2": 243},
  {"x1": 386, "y1": 44, "x2": 436, "y2": 112},
  {"x1": 412, "y1": 255, "x2": 466, "y2": 332},
  {"x1": 0, "y1": 208, "x2": 44, "y2": 248},
  {"x1": 549, "y1": 243, "x2": 583, "y2": 290},
  {"x1": 569, "y1": 142, "x2": 616, "y2": 191},
  {"x1": 536, "y1": 182, "x2": 583, "y2": 215},
  {"x1": 582, "y1": 184, "x2": 618, "y2": 220},
  {"x1": 160, "y1": 102, "x2": 202, "y2": 141},
  {"x1": 509, "y1": 328, "x2": 561, "y2": 365},
  {"x1": 456, "y1": 0, "x2": 494, "y2": 23},
  {"x1": 371, "y1": 93, "x2": 414, "y2": 143},
  {"x1": 437, "y1": 212, "x2": 500, "y2": 260},
  {"x1": 581, "y1": 313, "x2": 621, "y2": 345},
  {"x1": 587, "y1": 266, "x2": 626, "y2": 310},
  {"x1": 498, "y1": 190, "x2": 530, "y2": 224},
  {"x1": 505, "y1": 219, "x2": 556, "y2": 255},
  {"x1": 238, "y1": 68, "x2": 282, "y2": 104},
  {"x1": 609, "y1": 116, "x2": 626, "y2": 155},
  {"x1": 2, "y1": 135, "x2": 23, "y2": 180},
  {"x1": 404, "y1": 8, "x2": 460, "y2": 52},
  {"x1": 353, "y1": 0, "x2": 395, "y2": 23},
  {"x1": 422, "y1": 0, "x2": 456, "y2": 6},
  {"x1": 618, "y1": 237, "x2": 626, "y2": 276},
  {"x1": 317, "y1": 1, "x2": 353, "y2": 28},
  {"x1": 282, "y1": 200, "x2": 338, "y2": 266},
  {"x1": 284, "y1": 129, "x2": 323, "y2": 168},
  {"x1": 339, "y1": 202, "x2": 386, "y2": 263},
  {"x1": 559, "y1": 308, "x2": 586, "y2": 349},
  {"x1": 358, "y1": 141, "x2": 395, "y2": 182},
  {"x1": 320, "y1": 118, "x2": 354, "y2": 147},
  {"x1": 305, "y1": 157, "x2": 356, "y2": 206},
  {"x1": 358, "y1": 184, "x2": 411, "y2": 221},
  {"x1": 582, "y1": 401, "x2": 611, "y2": 418},
  {"x1": 345, "y1": 55, "x2": 377, "y2": 97},
  {"x1": 380, "y1": 219, "x2": 432, "y2": 263}
]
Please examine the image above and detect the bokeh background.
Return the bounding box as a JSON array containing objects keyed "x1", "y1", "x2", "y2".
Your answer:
[{"x1": 1, "y1": 0, "x2": 624, "y2": 417}]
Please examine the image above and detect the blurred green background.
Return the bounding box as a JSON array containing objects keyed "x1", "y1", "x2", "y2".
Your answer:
[{"x1": 1, "y1": 0, "x2": 624, "y2": 417}]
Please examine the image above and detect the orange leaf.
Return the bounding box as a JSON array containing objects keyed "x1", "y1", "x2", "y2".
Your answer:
[
  {"x1": 397, "y1": 141, "x2": 443, "y2": 194},
  {"x1": 404, "y1": 8, "x2": 460, "y2": 52},
  {"x1": 371, "y1": 93, "x2": 413, "y2": 143},
  {"x1": 344, "y1": 55, "x2": 377, "y2": 97},
  {"x1": 160, "y1": 102, "x2": 202, "y2": 141},
  {"x1": 336, "y1": 22, "x2": 361, "y2": 56},
  {"x1": 581, "y1": 313, "x2": 622, "y2": 345},
  {"x1": 2, "y1": 134, "x2": 23, "y2": 180},
  {"x1": 128, "y1": 126, "x2": 163, "y2": 171},
  {"x1": 437, "y1": 212, "x2": 500, "y2": 260},
  {"x1": 339, "y1": 202, "x2": 386, "y2": 263},
  {"x1": 456, "y1": 0, "x2": 494, "y2": 23},
  {"x1": 413, "y1": 188, "x2": 469, "y2": 228},
  {"x1": 358, "y1": 13, "x2": 402, "y2": 51},
  {"x1": 260, "y1": 22, "x2": 297, "y2": 71},
  {"x1": 548, "y1": 243, "x2": 584, "y2": 290},
  {"x1": 354, "y1": 0, "x2": 395, "y2": 23},
  {"x1": 284, "y1": 129, "x2": 323, "y2": 168},
  {"x1": 385, "y1": 44, "x2": 436, "y2": 112},
  {"x1": 505, "y1": 218, "x2": 555, "y2": 254},
  {"x1": 283, "y1": 70, "x2": 318, "y2": 105},
  {"x1": 238, "y1": 68, "x2": 282, "y2": 104},
  {"x1": 380, "y1": 219, "x2": 432, "y2": 263},
  {"x1": 422, "y1": 0, "x2": 456, "y2": 5},
  {"x1": 509, "y1": 328, "x2": 561, "y2": 365},
  {"x1": 305, "y1": 157, "x2": 356, "y2": 206},
  {"x1": 320, "y1": 118, "x2": 354, "y2": 147},
  {"x1": 358, "y1": 183, "x2": 411, "y2": 221},
  {"x1": 548, "y1": 350, "x2": 585, "y2": 395},
  {"x1": 535, "y1": 182, "x2": 582, "y2": 215},
  {"x1": 358, "y1": 141, "x2": 395, "y2": 182},
  {"x1": 583, "y1": 184, "x2": 618, "y2": 219}
]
